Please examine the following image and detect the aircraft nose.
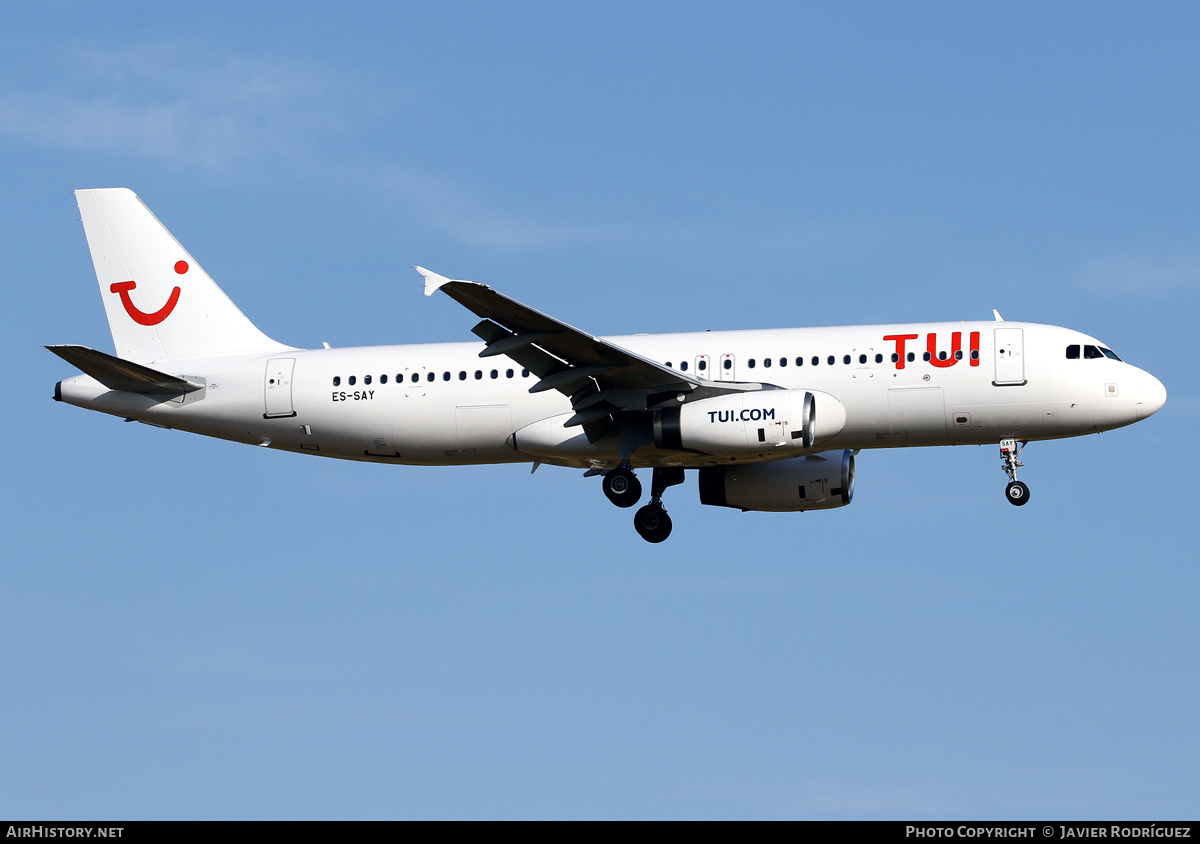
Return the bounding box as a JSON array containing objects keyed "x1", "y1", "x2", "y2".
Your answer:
[{"x1": 1135, "y1": 371, "x2": 1167, "y2": 420}]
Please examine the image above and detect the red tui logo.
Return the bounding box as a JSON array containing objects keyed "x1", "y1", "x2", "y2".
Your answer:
[{"x1": 109, "y1": 280, "x2": 181, "y2": 325}]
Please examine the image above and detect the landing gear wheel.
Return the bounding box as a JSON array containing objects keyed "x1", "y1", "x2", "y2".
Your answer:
[
  {"x1": 1005, "y1": 480, "x2": 1030, "y2": 506},
  {"x1": 603, "y1": 467, "x2": 642, "y2": 508},
  {"x1": 634, "y1": 503, "x2": 672, "y2": 543}
]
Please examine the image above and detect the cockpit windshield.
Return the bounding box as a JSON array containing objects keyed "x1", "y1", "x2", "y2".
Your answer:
[{"x1": 1066, "y1": 344, "x2": 1123, "y2": 361}]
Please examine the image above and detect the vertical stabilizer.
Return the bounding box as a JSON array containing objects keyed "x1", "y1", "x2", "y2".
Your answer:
[{"x1": 76, "y1": 188, "x2": 293, "y2": 363}]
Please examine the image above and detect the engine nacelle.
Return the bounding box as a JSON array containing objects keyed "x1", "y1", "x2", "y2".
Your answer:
[
  {"x1": 653, "y1": 389, "x2": 845, "y2": 456},
  {"x1": 698, "y1": 449, "x2": 855, "y2": 512}
]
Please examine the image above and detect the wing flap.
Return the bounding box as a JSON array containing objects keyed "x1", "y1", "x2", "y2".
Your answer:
[
  {"x1": 530, "y1": 364, "x2": 627, "y2": 394},
  {"x1": 480, "y1": 330, "x2": 561, "y2": 358}
]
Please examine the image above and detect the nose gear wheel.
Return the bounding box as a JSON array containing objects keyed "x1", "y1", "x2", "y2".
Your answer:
[{"x1": 1006, "y1": 480, "x2": 1030, "y2": 505}]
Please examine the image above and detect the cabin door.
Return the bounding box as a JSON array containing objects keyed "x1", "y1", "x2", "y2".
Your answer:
[
  {"x1": 264, "y1": 358, "x2": 296, "y2": 418},
  {"x1": 993, "y1": 328, "x2": 1026, "y2": 385}
]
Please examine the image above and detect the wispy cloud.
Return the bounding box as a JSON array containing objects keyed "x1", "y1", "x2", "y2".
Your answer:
[
  {"x1": 1079, "y1": 248, "x2": 1200, "y2": 296},
  {"x1": 0, "y1": 43, "x2": 359, "y2": 170},
  {"x1": 0, "y1": 42, "x2": 622, "y2": 249},
  {"x1": 0, "y1": 41, "x2": 854, "y2": 256},
  {"x1": 350, "y1": 163, "x2": 626, "y2": 250},
  {"x1": 334, "y1": 159, "x2": 857, "y2": 254}
]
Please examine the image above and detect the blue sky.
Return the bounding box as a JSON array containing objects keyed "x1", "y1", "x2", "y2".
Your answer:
[{"x1": 2, "y1": 2, "x2": 1196, "y2": 819}]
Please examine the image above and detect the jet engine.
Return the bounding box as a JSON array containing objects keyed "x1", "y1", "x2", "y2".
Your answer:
[
  {"x1": 698, "y1": 449, "x2": 855, "y2": 512},
  {"x1": 653, "y1": 389, "x2": 845, "y2": 456}
]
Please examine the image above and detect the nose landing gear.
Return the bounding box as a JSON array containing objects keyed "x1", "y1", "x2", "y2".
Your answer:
[
  {"x1": 633, "y1": 467, "x2": 685, "y2": 543},
  {"x1": 1000, "y1": 438, "x2": 1030, "y2": 506}
]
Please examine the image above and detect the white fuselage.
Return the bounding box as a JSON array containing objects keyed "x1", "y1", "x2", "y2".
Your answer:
[{"x1": 56, "y1": 320, "x2": 1167, "y2": 469}]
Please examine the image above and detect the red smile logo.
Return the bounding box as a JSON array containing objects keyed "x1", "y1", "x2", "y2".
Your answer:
[{"x1": 109, "y1": 261, "x2": 187, "y2": 326}]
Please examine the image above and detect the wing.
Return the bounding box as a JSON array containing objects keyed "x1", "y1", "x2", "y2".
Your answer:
[{"x1": 416, "y1": 267, "x2": 762, "y2": 438}]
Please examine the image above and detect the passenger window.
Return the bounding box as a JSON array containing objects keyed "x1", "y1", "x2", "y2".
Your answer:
[
  {"x1": 907, "y1": 352, "x2": 915, "y2": 362},
  {"x1": 459, "y1": 371, "x2": 466, "y2": 380},
  {"x1": 892, "y1": 353, "x2": 899, "y2": 362},
  {"x1": 506, "y1": 369, "x2": 514, "y2": 378},
  {"x1": 763, "y1": 358, "x2": 771, "y2": 368},
  {"x1": 812, "y1": 356, "x2": 819, "y2": 366},
  {"x1": 795, "y1": 357, "x2": 804, "y2": 366},
  {"x1": 875, "y1": 353, "x2": 883, "y2": 363},
  {"x1": 443, "y1": 371, "x2": 450, "y2": 381},
  {"x1": 396, "y1": 374, "x2": 402, "y2": 382},
  {"x1": 522, "y1": 369, "x2": 530, "y2": 377},
  {"x1": 840, "y1": 355, "x2": 848, "y2": 365},
  {"x1": 954, "y1": 351, "x2": 962, "y2": 360},
  {"x1": 349, "y1": 376, "x2": 356, "y2": 386},
  {"x1": 779, "y1": 357, "x2": 787, "y2": 367},
  {"x1": 426, "y1": 372, "x2": 434, "y2": 382},
  {"x1": 490, "y1": 369, "x2": 498, "y2": 379},
  {"x1": 364, "y1": 375, "x2": 372, "y2": 385},
  {"x1": 1066, "y1": 345, "x2": 1080, "y2": 359},
  {"x1": 971, "y1": 350, "x2": 979, "y2": 360},
  {"x1": 380, "y1": 374, "x2": 387, "y2": 384},
  {"x1": 475, "y1": 370, "x2": 483, "y2": 379},
  {"x1": 725, "y1": 358, "x2": 734, "y2": 369},
  {"x1": 859, "y1": 354, "x2": 867, "y2": 364},
  {"x1": 827, "y1": 356, "x2": 835, "y2": 365},
  {"x1": 665, "y1": 362, "x2": 672, "y2": 368},
  {"x1": 938, "y1": 351, "x2": 947, "y2": 360},
  {"x1": 681, "y1": 361, "x2": 688, "y2": 371},
  {"x1": 748, "y1": 359, "x2": 756, "y2": 369},
  {"x1": 332, "y1": 376, "x2": 341, "y2": 386},
  {"x1": 923, "y1": 352, "x2": 931, "y2": 361},
  {"x1": 411, "y1": 373, "x2": 419, "y2": 383},
  {"x1": 1084, "y1": 345, "x2": 1103, "y2": 359},
  {"x1": 698, "y1": 360, "x2": 707, "y2": 371}
]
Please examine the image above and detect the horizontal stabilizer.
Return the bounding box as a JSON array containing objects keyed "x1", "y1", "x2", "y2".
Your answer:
[{"x1": 46, "y1": 345, "x2": 202, "y2": 394}]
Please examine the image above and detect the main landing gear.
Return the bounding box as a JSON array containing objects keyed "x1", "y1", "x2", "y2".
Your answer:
[
  {"x1": 602, "y1": 465, "x2": 642, "y2": 508},
  {"x1": 1000, "y1": 438, "x2": 1030, "y2": 506},
  {"x1": 634, "y1": 468, "x2": 685, "y2": 544},
  {"x1": 601, "y1": 465, "x2": 686, "y2": 543},
  {"x1": 633, "y1": 501, "x2": 672, "y2": 544}
]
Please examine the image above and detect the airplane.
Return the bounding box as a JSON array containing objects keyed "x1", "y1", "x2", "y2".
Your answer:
[{"x1": 50, "y1": 188, "x2": 1168, "y2": 543}]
